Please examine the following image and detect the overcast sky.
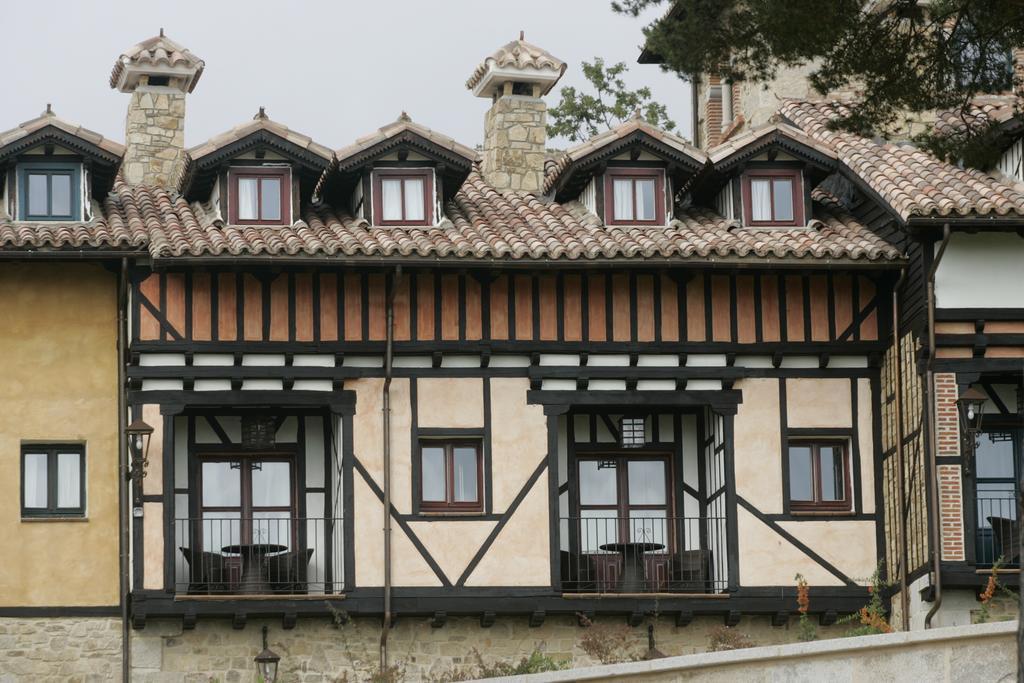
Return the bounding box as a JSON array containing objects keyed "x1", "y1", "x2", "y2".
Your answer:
[{"x1": 2, "y1": 1, "x2": 692, "y2": 152}]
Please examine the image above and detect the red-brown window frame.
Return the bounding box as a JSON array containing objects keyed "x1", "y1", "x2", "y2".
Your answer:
[
  {"x1": 740, "y1": 168, "x2": 804, "y2": 227},
  {"x1": 373, "y1": 168, "x2": 434, "y2": 226},
  {"x1": 228, "y1": 167, "x2": 292, "y2": 226},
  {"x1": 604, "y1": 167, "x2": 666, "y2": 226},
  {"x1": 418, "y1": 439, "x2": 483, "y2": 513},
  {"x1": 196, "y1": 453, "x2": 298, "y2": 547},
  {"x1": 787, "y1": 440, "x2": 852, "y2": 513},
  {"x1": 575, "y1": 453, "x2": 676, "y2": 546}
]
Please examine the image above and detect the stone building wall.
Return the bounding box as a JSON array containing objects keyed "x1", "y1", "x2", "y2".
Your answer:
[
  {"x1": 128, "y1": 615, "x2": 850, "y2": 682},
  {"x1": 0, "y1": 617, "x2": 121, "y2": 681},
  {"x1": 122, "y1": 89, "x2": 187, "y2": 188},
  {"x1": 481, "y1": 95, "x2": 547, "y2": 192}
]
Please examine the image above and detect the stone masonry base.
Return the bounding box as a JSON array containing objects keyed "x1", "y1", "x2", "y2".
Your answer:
[
  {"x1": 0, "y1": 616, "x2": 121, "y2": 682},
  {"x1": 128, "y1": 614, "x2": 850, "y2": 682}
]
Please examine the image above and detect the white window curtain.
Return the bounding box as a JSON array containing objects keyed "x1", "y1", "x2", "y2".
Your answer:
[
  {"x1": 750, "y1": 179, "x2": 772, "y2": 221},
  {"x1": 381, "y1": 179, "x2": 403, "y2": 221},
  {"x1": 613, "y1": 179, "x2": 634, "y2": 220},
  {"x1": 403, "y1": 178, "x2": 425, "y2": 221},
  {"x1": 23, "y1": 453, "x2": 47, "y2": 509},
  {"x1": 237, "y1": 178, "x2": 259, "y2": 221},
  {"x1": 57, "y1": 452, "x2": 80, "y2": 509}
]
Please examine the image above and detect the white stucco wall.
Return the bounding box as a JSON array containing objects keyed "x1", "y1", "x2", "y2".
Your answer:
[{"x1": 935, "y1": 233, "x2": 1024, "y2": 309}]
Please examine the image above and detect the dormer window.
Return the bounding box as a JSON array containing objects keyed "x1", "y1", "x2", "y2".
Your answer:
[
  {"x1": 228, "y1": 167, "x2": 291, "y2": 225},
  {"x1": 17, "y1": 163, "x2": 81, "y2": 221},
  {"x1": 742, "y1": 169, "x2": 804, "y2": 227},
  {"x1": 373, "y1": 169, "x2": 433, "y2": 225},
  {"x1": 605, "y1": 168, "x2": 665, "y2": 225}
]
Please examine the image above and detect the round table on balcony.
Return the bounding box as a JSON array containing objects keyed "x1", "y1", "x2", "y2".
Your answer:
[
  {"x1": 599, "y1": 542, "x2": 665, "y2": 593},
  {"x1": 221, "y1": 543, "x2": 287, "y2": 594}
]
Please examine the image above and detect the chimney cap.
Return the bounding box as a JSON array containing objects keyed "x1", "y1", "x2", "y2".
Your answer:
[
  {"x1": 466, "y1": 36, "x2": 566, "y2": 98},
  {"x1": 110, "y1": 32, "x2": 205, "y2": 94}
]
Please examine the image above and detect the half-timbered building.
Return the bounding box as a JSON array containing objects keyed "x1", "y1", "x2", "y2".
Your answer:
[{"x1": 1, "y1": 27, "x2": 1022, "y2": 681}]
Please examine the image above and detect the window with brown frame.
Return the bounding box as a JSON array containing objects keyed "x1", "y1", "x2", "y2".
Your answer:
[
  {"x1": 604, "y1": 168, "x2": 666, "y2": 225},
  {"x1": 228, "y1": 167, "x2": 292, "y2": 225},
  {"x1": 741, "y1": 169, "x2": 804, "y2": 226},
  {"x1": 198, "y1": 454, "x2": 296, "y2": 550},
  {"x1": 787, "y1": 441, "x2": 851, "y2": 512},
  {"x1": 418, "y1": 440, "x2": 482, "y2": 512},
  {"x1": 373, "y1": 169, "x2": 434, "y2": 225},
  {"x1": 576, "y1": 455, "x2": 673, "y2": 551}
]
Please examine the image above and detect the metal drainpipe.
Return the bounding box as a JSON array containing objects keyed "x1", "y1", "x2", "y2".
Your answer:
[
  {"x1": 116, "y1": 257, "x2": 131, "y2": 682},
  {"x1": 379, "y1": 265, "x2": 402, "y2": 672},
  {"x1": 924, "y1": 223, "x2": 952, "y2": 629},
  {"x1": 891, "y1": 267, "x2": 910, "y2": 631}
]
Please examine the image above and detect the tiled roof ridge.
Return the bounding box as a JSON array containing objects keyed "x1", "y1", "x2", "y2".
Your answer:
[
  {"x1": 465, "y1": 36, "x2": 566, "y2": 92},
  {"x1": 0, "y1": 107, "x2": 126, "y2": 157},
  {"x1": 109, "y1": 31, "x2": 205, "y2": 91},
  {"x1": 186, "y1": 110, "x2": 335, "y2": 163}
]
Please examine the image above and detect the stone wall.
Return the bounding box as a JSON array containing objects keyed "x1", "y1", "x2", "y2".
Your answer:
[
  {"x1": 123, "y1": 89, "x2": 187, "y2": 187},
  {"x1": 481, "y1": 95, "x2": 546, "y2": 193},
  {"x1": 0, "y1": 617, "x2": 121, "y2": 682},
  {"x1": 128, "y1": 614, "x2": 850, "y2": 682}
]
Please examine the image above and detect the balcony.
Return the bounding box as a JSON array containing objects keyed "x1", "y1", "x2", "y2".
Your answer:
[
  {"x1": 975, "y1": 496, "x2": 1019, "y2": 568},
  {"x1": 559, "y1": 516, "x2": 728, "y2": 594},
  {"x1": 173, "y1": 517, "x2": 344, "y2": 596}
]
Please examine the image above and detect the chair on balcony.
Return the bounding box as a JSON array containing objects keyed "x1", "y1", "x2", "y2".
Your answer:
[
  {"x1": 987, "y1": 517, "x2": 1020, "y2": 564},
  {"x1": 668, "y1": 549, "x2": 711, "y2": 592},
  {"x1": 179, "y1": 547, "x2": 229, "y2": 594},
  {"x1": 265, "y1": 548, "x2": 315, "y2": 594}
]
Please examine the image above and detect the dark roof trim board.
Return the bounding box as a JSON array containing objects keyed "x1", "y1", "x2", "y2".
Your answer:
[
  {"x1": 335, "y1": 128, "x2": 476, "y2": 175},
  {"x1": 710, "y1": 129, "x2": 838, "y2": 173},
  {"x1": 0, "y1": 124, "x2": 123, "y2": 167},
  {"x1": 181, "y1": 128, "x2": 335, "y2": 199}
]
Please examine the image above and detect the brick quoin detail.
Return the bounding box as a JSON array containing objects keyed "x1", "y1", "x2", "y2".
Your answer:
[{"x1": 935, "y1": 374, "x2": 965, "y2": 561}]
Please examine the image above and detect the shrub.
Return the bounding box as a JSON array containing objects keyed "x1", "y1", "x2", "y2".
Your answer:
[
  {"x1": 707, "y1": 626, "x2": 755, "y2": 652},
  {"x1": 576, "y1": 614, "x2": 646, "y2": 664}
]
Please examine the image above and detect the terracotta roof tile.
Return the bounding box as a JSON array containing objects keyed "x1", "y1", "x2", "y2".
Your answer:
[
  {"x1": 334, "y1": 113, "x2": 478, "y2": 169},
  {"x1": 187, "y1": 109, "x2": 334, "y2": 163},
  {"x1": 110, "y1": 33, "x2": 205, "y2": 93},
  {"x1": 707, "y1": 120, "x2": 837, "y2": 166},
  {"x1": 0, "y1": 107, "x2": 125, "y2": 157},
  {"x1": 781, "y1": 99, "x2": 1024, "y2": 220},
  {"x1": 465, "y1": 38, "x2": 566, "y2": 95},
  {"x1": 933, "y1": 94, "x2": 1020, "y2": 138}
]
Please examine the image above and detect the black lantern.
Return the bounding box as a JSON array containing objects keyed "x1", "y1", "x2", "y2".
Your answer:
[
  {"x1": 125, "y1": 418, "x2": 154, "y2": 505},
  {"x1": 242, "y1": 415, "x2": 277, "y2": 450},
  {"x1": 254, "y1": 625, "x2": 280, "y2": 683},
  {"x1": 957, "y1": 387, "x2": 987, "y2": 435}
]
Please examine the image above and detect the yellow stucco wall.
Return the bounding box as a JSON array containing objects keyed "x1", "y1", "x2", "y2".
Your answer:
[{"x1": 0, "y1": 263, "x2": 119, "y2": 606}]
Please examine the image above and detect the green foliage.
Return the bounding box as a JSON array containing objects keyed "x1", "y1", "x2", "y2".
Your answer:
[
  {"x1": 427, "y1": 647, "x2": 568, "y2": 682},
  {"x1": 706, "y1": 626, "x2": 755, "y2": 652},
  {"x1": 612, "y1": 0, "x2": 1024, "y2": 163},
  {"x1": 838, "y1": 565, "x2": 893, "y2": 636},
  {"x1": 547, "y1": 58, "x2": 677, "y2": 142}
]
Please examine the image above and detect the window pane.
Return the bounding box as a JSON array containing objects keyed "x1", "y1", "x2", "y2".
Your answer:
[
  {"x1": 202, "y1": 462, "x2": 241, "y2": 507},
  {"x1": 381, "y1": 179, "x2": 403, "y2": 221},
  {"x1": 28, "y1": 174, "x2": 49, "y2": 216},
  {"x1": 260, "y1": 177, "x2": 282, "y2": 221},
  {"x1": 237, "y1": 178, "x2": 259, "y2": 221},
  {"x1": 579, "y1": 460, "x2": 617, "y2": 505},
  {"x1": 612, "y1": 179, "x2": 634, "y2": 220},
  {"x1": 627, "y1": 460, "x2": 666, "y2": 505},
  {"x1": 788, "y1": 446, "x2": 814, "y2": 501},
  {"x1": 452, "y1": 446, "x2": 478, "y2": 503},
  {"x1": 403, "y1": 178, "x2": 425, "y2": 221},
  {"x1": 636, "y1": 179, "x2": 657, "y2": 221},
  {"x1": 201, "y1": 511, "x2": 241, "y2": 552},
  {"x1": 975, "y1": 432, "x2": 1017, "y2": 479},
  {"x1": 629, "y1": 509, "x2": 668, "y2": 547},
  {"x1": 23, "y1": 452, "x2": 48, "y2": 509},
  {"x1": 819, "y1": 446, "x2": 845, "y2": 501},
  {"x1": 772, "y1": 178, "x2": 794, "y2": 222},
  {"x1": 750, "y1": 179, "x2": 772, "y2": 221},
  {"x1": 50, "y1": 174, "x2": 72, "y2": 217},
  {"x1": 252, "y1": 511, "x2": 291, "y2": 548},
  {"x1": 580, "y1": 509, "x2": 618, "y2": 553},
  {"x1": 57, "y1": 452, "x2": 81, "y2": 509},
  {"x1": 421, "y1": 446, "x2": 446, "y2": 502},
  {"x1": 251, "y1": 461, "x2": 290, "y2": 507}
]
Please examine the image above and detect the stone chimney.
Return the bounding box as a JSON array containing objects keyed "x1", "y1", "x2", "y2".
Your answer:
[
  {"x1": 110, "y1": 31, "x2": 204, "y2": 187},
  {"x1": 467, "y1": 33, "x2": 565, "y2": 192}
]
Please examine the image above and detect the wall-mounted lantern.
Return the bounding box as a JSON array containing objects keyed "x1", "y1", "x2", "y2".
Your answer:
[
  {"x1": 125, "y1": 417, "x2": 154, "y2": 506},
  {"x1": 957, "y1": 386, "x2": 987, "y2": 471},
  {"x1": 620, "y1": 416, "x2": 647, "y2": 449},
  {"x1": 254, "y1": 625, "x2": 280, "y2": 683}
]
